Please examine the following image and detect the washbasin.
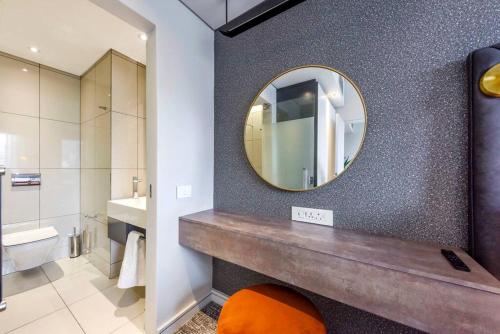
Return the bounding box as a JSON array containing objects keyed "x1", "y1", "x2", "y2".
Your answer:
[{"x1": 107, "y1": 197, "x2": 147, "y2": 229}]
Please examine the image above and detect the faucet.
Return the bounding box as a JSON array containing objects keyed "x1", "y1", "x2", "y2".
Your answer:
[{"x1": 132, "y1": 176, "x2": 142, "y2": 199}]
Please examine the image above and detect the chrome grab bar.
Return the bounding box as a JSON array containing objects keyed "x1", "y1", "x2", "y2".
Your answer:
[
  {"x1": 0, "y1": 166, "x2": 6, "y2": 312},
  {"x1": 11, "y1": 173, "x2": 41, "y2": 187}
]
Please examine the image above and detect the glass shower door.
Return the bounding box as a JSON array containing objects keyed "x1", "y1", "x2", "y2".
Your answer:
[{"x1": 0, "y1": 165, "x2": 6, "y2": 311}]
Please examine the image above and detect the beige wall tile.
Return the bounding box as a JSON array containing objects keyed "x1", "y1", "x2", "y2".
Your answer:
[
  {"x1": 81, "y1": 67, "x2": 96, "y2": 123},
  {"x1": 40, "y1": 214, "x2": 80, "y2": 249},
  {"x1": 1, "y1": 169, "x2": 39, "y2": 225},
  {"x1": 80, "y1": 169, "x2": 95, "y2": 219},
  {"x1": 94, "y1": 169, "x2": 111, "y2": 222},
  {"x1": 40, "y1": 119, "x2": 80, "y2": 168},
  {"x1": 2, "y1": 220, "x2": 39, "y2": 234},
  {"x1": 138, "y1": 117, "x2": 146, "y2": 169},
  {"x1": 112, "y1": 112, "x2": 137, "y2": 169},
  {"x1": 138, "y1": 65, "x2": 146, "y2": 119},
  {"x1": 111, "y1": 169, "x2": 137, "y2": 200},
  {"x1": 0, "y1": 112, "x2": 39, "y2": 169},
  {"x1": 80, "y1": 119, "x2": 95, "y2": 169},
  {"x1": 138, "y1": 169, "x2": 147, "y2": 197},
  {"x1": 0, "y1": 55, "x2": 39, "y2": 117},
  {"x1": 40, "y1": 68, "x2": 80, "y2": 123},
  {"x1": 95, "y1": 112, "x2": 111, "y2": 169},
  {"x1": 40, "y1": 169, "x2": 80, "y2": 219},
  {"x1": 112, "y1": 55, "x2": 138, "y2": 116},
  {"x1": 95, "y1": 54, "x2": 111, "y2": 117}
]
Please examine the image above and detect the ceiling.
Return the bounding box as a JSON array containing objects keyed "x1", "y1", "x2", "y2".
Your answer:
[
  {"x1": 0, "y1": 0, "x2": 147, "y2": 75},
  {"x1": 180, "y1": 0, "x2": 267, "y2": 29}
]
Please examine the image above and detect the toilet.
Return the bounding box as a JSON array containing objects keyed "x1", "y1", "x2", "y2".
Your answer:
[{"x1": 2, "y1": 227, "x2": 59, "y2": 271}]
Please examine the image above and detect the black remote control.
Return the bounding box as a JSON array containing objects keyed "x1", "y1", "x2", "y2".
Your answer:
[{"x1": 441, "y1": 249, "x2": 470, "y2": 272}]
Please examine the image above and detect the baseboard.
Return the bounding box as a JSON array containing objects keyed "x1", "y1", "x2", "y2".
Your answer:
[
  {"x1": 210, "y1": 289, "x2": 229, "y2": 305},
  {"x1": 158, "y1": 289, "x2": 229, "y2": 333}
]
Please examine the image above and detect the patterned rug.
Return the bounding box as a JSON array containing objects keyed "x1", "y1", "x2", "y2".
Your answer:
[{"x1": 174, "y1": 302, "x2": 222, "y2": 334}]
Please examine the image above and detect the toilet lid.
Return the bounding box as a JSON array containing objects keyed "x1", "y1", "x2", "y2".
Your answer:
[{"x1": 2, "y1": 227, "x2": 58, "y2": 247}]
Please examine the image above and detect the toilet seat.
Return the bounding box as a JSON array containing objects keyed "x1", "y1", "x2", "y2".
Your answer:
[
  {"x1": 3, "y1": 227, "x2": 58, "y2": 247},
  {"x1": 2, "y1": 227, "x2": 59, "y2": 271}
]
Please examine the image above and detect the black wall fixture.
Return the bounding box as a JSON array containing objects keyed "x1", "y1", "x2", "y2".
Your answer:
[
  {"x1": 468, "y1": 43, "x2": 500, "y2": 280},
  {"x1": 218, "y1": 0, "x2": 305, "y2": 38}
]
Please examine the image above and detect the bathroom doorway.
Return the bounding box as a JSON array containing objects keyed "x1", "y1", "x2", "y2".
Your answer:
[{"x1": 0, "y1": 0, "x2": 151, "y2": 332}]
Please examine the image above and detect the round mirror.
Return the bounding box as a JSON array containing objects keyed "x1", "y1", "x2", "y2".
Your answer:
[{"x1": 244, "y1": 65, "x2": 367, "y2": 191}]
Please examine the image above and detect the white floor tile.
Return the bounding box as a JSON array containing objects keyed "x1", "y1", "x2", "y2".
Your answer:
[
  {"x1": 112, "y1": 313, "x2": 145, "y2": 334},
  {"x1": 2, "y1": 267, "x2": 49, "y2": 297},
  {"x1": 41, "y1": 257, "x2": 89, "y2": 282},
  {"x1": 51, "y1": 263, "x2": 117, "y2": 305},
  {"x1": 8, "y1": 308, "x2": 84, "y2": 334},
  {"x1": 0, "y1": 284, "x2": 65, "y2": 333},
  {"x1": 69, "y1": 285, "x2": 145, "y2": 334}
]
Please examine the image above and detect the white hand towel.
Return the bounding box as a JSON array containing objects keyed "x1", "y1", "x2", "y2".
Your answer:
[{"x1": 118, "y1": 231, "x2": 146, "y2": 289}]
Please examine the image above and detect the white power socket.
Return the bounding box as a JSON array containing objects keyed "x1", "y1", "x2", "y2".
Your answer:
[
  {"x1": 176, "y1": 185, "x2": 192, "y2": 199},
  {"x1": 291, "y1": 206, "x2": 333, "y2": 227}
]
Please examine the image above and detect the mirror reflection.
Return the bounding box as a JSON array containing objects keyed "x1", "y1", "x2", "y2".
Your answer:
[{"x1": 244, "y1": 66, "x2": 366, "y2": 191}]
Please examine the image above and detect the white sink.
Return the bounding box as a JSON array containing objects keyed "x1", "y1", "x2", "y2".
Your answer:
[{"x1": 107, "y1": 197, "x2": 147, "y2": 229}]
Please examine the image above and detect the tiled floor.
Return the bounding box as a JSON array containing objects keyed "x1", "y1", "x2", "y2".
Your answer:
[{"x1": 0, "y1": 257, "x2": 145, "y2": 334}]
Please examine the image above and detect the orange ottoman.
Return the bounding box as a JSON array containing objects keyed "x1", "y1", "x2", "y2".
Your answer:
[{"x1": 217, "y1": 284, "x2": 327, "y2": 334}]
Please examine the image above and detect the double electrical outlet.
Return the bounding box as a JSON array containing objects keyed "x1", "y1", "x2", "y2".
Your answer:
[{"x1": 291, "y1": 206, "x2": 333, "y2": 226}]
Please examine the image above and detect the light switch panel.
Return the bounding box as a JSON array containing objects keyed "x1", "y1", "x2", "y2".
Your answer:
[
  {"x1": 291, "y1": 206, "x2": 333, "y2": 226},
  {"x1": 176, "y1": 185, "x2": 192, "y2": 199}
]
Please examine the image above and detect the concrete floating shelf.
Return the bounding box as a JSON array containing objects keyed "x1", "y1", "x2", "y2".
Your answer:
[{"x1": 179, "y1": 210, "x2": 500, "y2": 334}]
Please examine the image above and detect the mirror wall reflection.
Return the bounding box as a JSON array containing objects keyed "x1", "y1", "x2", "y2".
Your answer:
[{"x1": 244, "y1": 66, "x2": 366, "y2": 191}]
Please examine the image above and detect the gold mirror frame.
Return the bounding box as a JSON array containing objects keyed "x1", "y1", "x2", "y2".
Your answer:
[
  {"x1": 480, "y1": 63, "x2": 500, "y2": 98},
  {"x1": 244, "y1": 65, "x2": 368, "y2": 192}
]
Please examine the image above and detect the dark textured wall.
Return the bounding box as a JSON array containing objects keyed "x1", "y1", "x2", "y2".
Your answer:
[{"x1": 213, "y1": 0, "x2": 500, "y2": 333}]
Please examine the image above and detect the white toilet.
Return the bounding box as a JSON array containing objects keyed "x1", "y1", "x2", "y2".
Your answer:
[{"x1": 2, "y1": 227, "x2": 59, "y2": 271}]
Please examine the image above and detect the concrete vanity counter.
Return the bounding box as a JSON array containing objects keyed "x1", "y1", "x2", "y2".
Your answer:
[{"x1": 179, "y1": 209, "x2": 500, "y2": 334}]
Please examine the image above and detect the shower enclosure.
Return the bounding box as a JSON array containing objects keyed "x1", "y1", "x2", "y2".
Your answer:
[
  {"x1": 0, "y1": 165, "x2": 5, "y2": 311},
  {"x1": 80, "y1": 50, "x2": 146, "y2": 278}
]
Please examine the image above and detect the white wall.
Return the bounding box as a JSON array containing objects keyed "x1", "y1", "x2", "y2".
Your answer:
[
  {"x1": 90, "y1": 1, "x2": 214, "y2": 333},
  {"x1": 336, "y1": 82, "x2": 364, "y2": 123}
]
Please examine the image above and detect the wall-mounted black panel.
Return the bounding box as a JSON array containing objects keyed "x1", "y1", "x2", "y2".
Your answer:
[
  {"x1": 468, "y1": 43, "x2": 500, "y2": 280},
  {"x1": 218, "y1": 0, "x2": 306, "y2": 37}
]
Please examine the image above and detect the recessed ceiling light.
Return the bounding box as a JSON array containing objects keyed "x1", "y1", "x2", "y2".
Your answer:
[
  {"x1": 138, "y1": 33, "x2": 148, "y2": 41},
  {"x1": 21, "y1": 68, "x2": 28, "y2": 72},
  {"x1": 29, "y1": 46, "x2": 39, "y2": 53}
]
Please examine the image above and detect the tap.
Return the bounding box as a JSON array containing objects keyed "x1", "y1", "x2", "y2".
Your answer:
[{"x1": 132, "y1": 176, "x2": 142, "y2": 199}]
